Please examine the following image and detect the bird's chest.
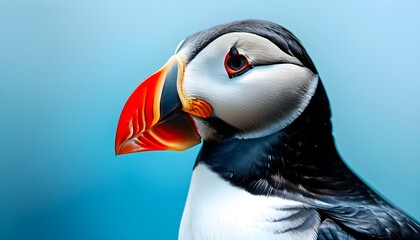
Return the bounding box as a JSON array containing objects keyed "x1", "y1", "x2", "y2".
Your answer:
[{"x1": 179, "y1": 164, "x2": 320, "y2": 240}]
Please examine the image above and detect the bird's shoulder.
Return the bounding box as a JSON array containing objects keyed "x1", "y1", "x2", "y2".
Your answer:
[{"x1": 263, "y1": 175, "x2": 420, "y2": 240}]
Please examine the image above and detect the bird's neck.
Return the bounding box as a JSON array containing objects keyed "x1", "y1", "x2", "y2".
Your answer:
[
  {"x1": 194, "y1": 81, "x2": 359, "y2": 198},
  {"x1": 192, "y1": 80, "x2": 420, "y2": 240}
]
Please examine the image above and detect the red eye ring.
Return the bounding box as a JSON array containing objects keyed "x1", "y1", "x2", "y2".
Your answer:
[{"x1": 224, "y1": 47, "x2": 253, "y2": 78}]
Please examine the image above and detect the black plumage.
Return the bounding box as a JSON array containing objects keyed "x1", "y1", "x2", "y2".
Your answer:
[{"x1": 183, "y1": 20, "x2": 420, "y2": 239}]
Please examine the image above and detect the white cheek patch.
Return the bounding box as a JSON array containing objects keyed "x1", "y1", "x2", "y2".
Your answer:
[
  {"x1": 220, "y1": 65, "x2": 318, "y2": 138},
  {"x1": 187, "y1": 63, "x2": 318, "y2": 138},
  {"x1": 180, "y1": 32, "x2": 318, "y2": 139}
]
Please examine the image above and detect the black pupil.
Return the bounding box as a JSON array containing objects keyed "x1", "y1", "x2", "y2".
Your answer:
[{"x1": 228, "y1": 56, "x2": 245, "y2": 70}]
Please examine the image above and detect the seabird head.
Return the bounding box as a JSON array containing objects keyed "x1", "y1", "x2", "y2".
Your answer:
[{"x1": 115, "y1": 20, "x2": 323, "y2": 154}]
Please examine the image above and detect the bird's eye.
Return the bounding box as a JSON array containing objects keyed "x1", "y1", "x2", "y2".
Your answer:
[{"x1": 224, "y1": 47, "x2": 253, "y2": 78}]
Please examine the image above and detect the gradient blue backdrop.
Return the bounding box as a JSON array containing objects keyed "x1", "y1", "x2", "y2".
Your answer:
[{"x1": 1, "y1": 1, "x2": 419, "y2": 239}]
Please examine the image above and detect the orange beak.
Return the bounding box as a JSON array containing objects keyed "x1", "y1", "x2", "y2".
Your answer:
[{"x1": 115, "y1": 55, "x2": 207, "y2": 155}]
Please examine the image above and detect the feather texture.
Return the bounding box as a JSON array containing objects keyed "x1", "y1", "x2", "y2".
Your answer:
[{"x1": 176, "y1": 20, "x2": 420, "y2": 239}]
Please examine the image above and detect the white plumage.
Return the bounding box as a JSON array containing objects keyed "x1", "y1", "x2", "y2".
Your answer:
[
  {"x1": 180, "y1": 32, "x2": 319, "y2": 139},
  {"x1": 179, "y1": 164, "x2": 321, "y2": 240}
]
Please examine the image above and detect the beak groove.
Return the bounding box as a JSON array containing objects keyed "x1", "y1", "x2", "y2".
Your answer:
[{"x1": 115, "y1": 56, "x2": 201, "y2": 155}]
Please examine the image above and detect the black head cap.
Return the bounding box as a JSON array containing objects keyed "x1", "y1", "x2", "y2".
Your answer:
[{"x1": 177, "y1": 19, "x2": 318, "y2": 74}]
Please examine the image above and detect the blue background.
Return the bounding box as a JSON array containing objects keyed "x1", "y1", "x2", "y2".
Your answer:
[{"x1": 1, "y1": 1, "x2": 419, "y2": 239}]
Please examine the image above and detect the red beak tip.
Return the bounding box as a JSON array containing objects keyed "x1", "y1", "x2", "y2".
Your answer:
[{"x1": 115, "y1": 148, "x2": 121, "y2": 156}]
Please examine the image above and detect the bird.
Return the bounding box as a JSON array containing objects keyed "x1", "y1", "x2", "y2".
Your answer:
[{"x1": 114, "y1": 20, "x2": 420, "y2": 240}]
